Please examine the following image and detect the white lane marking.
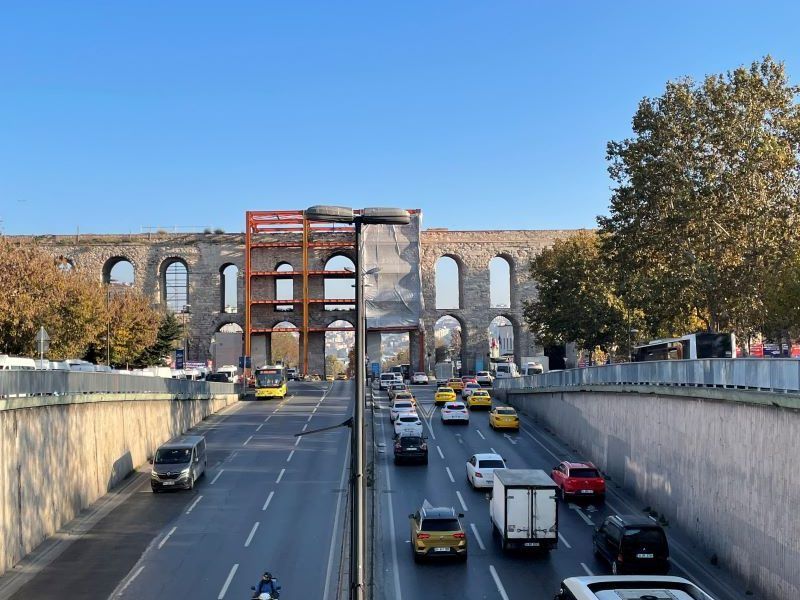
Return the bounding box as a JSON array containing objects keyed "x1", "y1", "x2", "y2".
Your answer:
[
  {"x1": 476, "y1": 429, "x2": 486, "y2": 440},
  {"x1": 470, "y1": 523, "x2": 486, "y2": 550},
  {"x1": 445, "y1": 467, "x2": 455, "y2": 483},
  {"x1": 570, "y1": 504, "x2": 594, "y2": 526},
  {"x1": 157, "y1": 526, "x2": 177, "y2": 550},
  {"x1": 243, "y1": 435, "x2": 253, "y2": 446},
  {"x1": 264, "y1": 415, "x2": 271, "y2": 423},
  {"x1": 262, "y1": 491, "x2": 274, "y2": 511},
  {"x1": 307, "y1": 415, "x2": 313, "y2": 422},
  {"x1": 456, "y1": 491, "x2": 469, "y2": 512},
  {"x1": 312, "y1": 407, "x2": 317, "y2": 413},
  {"x1": 521, "y1": 427, "x2": 560, "y2": 461},
  {"x1": 382, "y1": 424, "x2": 403, "y2": 600},
  {"x1": 210, "y1": 470, "x2": 224, "y2": 485},
  {"x1": 580, "y1": 562, "x2": 594, "y2": 576},
  {"x1": 217, "y1": 563, "x2": 239, "y2": 599},
  {"x1": 287, "y1": 450, "x2": 295, "y2": 462},
  {"x1": 244, "y1": 522, "x2": 260, "y2": 547},
  {"x1": 322, "y1": 443, "x2": 351, "y2": 600},
  {"x1": 256, "y1": 424, "x2": 263, "y2": 432},
  {"x1": 490, "y1": 447, "x2": 497, "y2": 454},
  {"x1": 294, "y1": 436, "x2": 302, "y2": 446},
  {"x1": 436, "y1": 446, "x2": 445, "y2": 460},
  {"x1": 489, "y1": 565, "x2": 510, "y2": 600},
  {"x1": 117, "y1": 565, "x2": 145, "y2": 595},
  {"x1": 502, "y1": 433, "x2": 517, "y2": 445},
  {"x1": 558, "y1": 532, "x2": 572, "y2": 548},
  {"x1": 276, "y1": 468, "x2": 285, "y2": 483},
  {"x1": 186, "y1": 495, "x2": 203, "y2": 514},
  {"x1": 302, "y1": 423, "x2": 308, "y2": 432}
]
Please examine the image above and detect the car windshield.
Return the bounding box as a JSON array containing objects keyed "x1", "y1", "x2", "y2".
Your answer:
[
  {"x1": 399, "y1": 416, "x2": 419, "y2": 423},
  {"x1": 155, "y1": 448, "x2": 191, "y2": 464},
  {"x1": 479, "y1": 459, "x2": 505, "y2": 469},
  {"x1": 622, "y1": 528, "x2": 667, "y2": 550},
  {"x1": 570, "y1": 468, "x2": 600, "y2": 478},
  {"x1": 400, "y1": 437, "x2": 423, "y2": 446},
  {"x1": 421, "y1": 518, "x2": 460, "y2": 532},
  {"x1": 496, "y1": 408, "x2": 515, "y2": 415},
  {"x1": 256, "y1": 371, "x2": 283, "y2": 387}
]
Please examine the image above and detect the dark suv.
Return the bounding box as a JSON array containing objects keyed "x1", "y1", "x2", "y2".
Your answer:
[
  {"x1": 205, "y1": 372, "x2": 230, "y2": 382},
  {"x1": 393, "y1": 434, "x2": 428, "y2": 465},
  {"x1": 592, "y1": 515, "x2": 670, "y2": 575}
]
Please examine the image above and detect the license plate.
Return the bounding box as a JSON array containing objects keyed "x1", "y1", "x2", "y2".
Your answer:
[
  {"x1": 524, "y1": 542, "x2": 539, "y2": 547},
  {"x1": 407, "y1": 448, "x2": 417, "y2": 451},
  {"x1": 636, "y1": 553, "x2": 654, "y2": 559},
  {"x1": 161, "y1": 481, "x2": 175, "y2": 486},
  {"x1": 433, "y1": 547, "x2": 449, "y2": 553},
  {"x1": 581, "y1": 490, "x2": 593, "y2": 494}
]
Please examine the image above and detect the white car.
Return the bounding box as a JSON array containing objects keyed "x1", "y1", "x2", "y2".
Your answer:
[
  {"x1": 394, "y1": 412, "x2": 423, "y2": 437},
  {"x1": 466, "y1": 453, "x2": 506, "y2": 489},
  {"x1": 475, "y1": 371, "x2": 493, "y2": 387},
  {"x1": 440, "y1": 402, "x2": 469, "y2": 424},
  {"x1": 461, "y1": 382, "x2": 482, "y2": 399},
  {"x1": 390, "y1": 400, "x2": 416, "y2": 421},
  {"x1": 388, "y1": 383, "x2": 408, "y2": 399},
  {"x1": 379, "y1": 373, "x2": 397, "y2": 391},
  {"x1": 411, "y1": 372, "x2": 429, "y2": 385}
]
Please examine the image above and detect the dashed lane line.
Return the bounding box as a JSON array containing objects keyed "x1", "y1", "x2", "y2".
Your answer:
[
  {"x1": 262, "y1": 491, "x2": 274, "y2": 511},
  {"x1": 287, "y1": 450, "x2": 295, "y2": 462},
  {"x1": 489, "y1": 565, "x2": 510, "y2": 600},
  {"x1": 210, "y1": 470, "x2": 224, "y2": 485},
  {"x1": 476, "y1": 429, "x2": 486, "y2": 440},
  {"x1": 445, "y1": 467, "x2": 455, "y2": 483},
  {"x1": 580, "y1": 562, "x2": 594, "y2": 576},
  {"x1": 243, "y1": 435, "x2": 253, "y2": 446},
  {"x1": 558, "y1": 532, "x2": 572, "y2": 549},
  {"x1": 470, "y1": 523, "x2": 485, "y2": 550},
  {"x1": 456, "y1": 491, "x2": 469, "y2": 512},
  {"x1": 116, "y1": 565, "x2": 145, "y2": 596},
  {"x1": 294, "y1": 436, "x2": 302, "y2": 446},
  {"x1": 185, "y1": 495, "x2": 203, "y2": 514},
  {"x1": 436, "y1": 446, "x2": 445, "y2": 460},
  {"x1": 570, "y1": 504, "x2": 594, "y2": 526},
  {"x1": 276, "y1": 468, "x2": 285, "y2": 484},
  {"x1": 244, "y1": 522, "x2": 260, "y2": 547},
  {"x1": 520, "y1": 427, "x2": 561, "y2": 462},
  {"x1": 256, "y1": 424, "x2": 263, "y2": 432},
  {"x1": 217, "y1": 563, "x2": 238, "y2": 599},
  {"x1": 157, "y1": 526, "x2": 177, "y2": 549}
]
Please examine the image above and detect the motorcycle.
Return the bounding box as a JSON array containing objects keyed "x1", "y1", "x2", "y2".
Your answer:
[{"x1": 250, "y1": 585, "x2": 280, "y2": 599}]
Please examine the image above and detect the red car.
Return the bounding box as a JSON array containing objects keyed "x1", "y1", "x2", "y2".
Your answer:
[
  {"x1": 461, "y1": 376, "x2": 477, "y2": 385},
  {"x1": 550, "y1": 461, "x2": 605, "y2": 500}
]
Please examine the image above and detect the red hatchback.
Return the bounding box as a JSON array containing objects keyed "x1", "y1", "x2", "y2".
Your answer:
[
  {"x1": 461, "y1": 376, "x2": 477, "y2": 385},
  {"x1": 551, "y1": 461, "x2": 605, "y2": 501}
]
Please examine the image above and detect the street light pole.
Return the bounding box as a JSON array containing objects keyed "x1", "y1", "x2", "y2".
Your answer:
[{"x1": 353, "y1": 219, "x2": 366, "y2": 600}]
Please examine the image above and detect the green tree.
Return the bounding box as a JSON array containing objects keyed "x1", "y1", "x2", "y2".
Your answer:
[
  {"x1": 271, "y1": 330, "x2": 299, "y2": 367},
  {"x1": 325, "y1": 354, "x2": 343, "y2": 376},
  {"x1": 134, "y1": 312, "x2": 184, "y2": 367},
  {"x1": 523, "y1": 231, "x2": 630, "y2": 356},
  {"x1": 599, "y1": 56, "x2": 800, "y2": 337},
  {"x1": 762, "y1": 249, "x2": 800, "y2": 343}
]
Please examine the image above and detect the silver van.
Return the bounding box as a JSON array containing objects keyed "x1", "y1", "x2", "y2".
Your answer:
[
  {"x1": 554, "y1": 576, "x2": 716, "y2": 600},
  {"x1": 150, "y1": 435, "x2": 207, "y2": 492}
]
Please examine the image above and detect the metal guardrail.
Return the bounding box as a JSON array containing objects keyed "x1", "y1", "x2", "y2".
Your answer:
[
  {"x1": 0, "y1": 370, "x2": 236, "y2": 400},
  {"x1": 494, "y1": 358, "x2": 800, "y2": 394}
]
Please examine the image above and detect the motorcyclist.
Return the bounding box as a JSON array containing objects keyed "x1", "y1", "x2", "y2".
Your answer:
[{"x1": 251, "y1": 571, "x2": 281, "y2": 598}]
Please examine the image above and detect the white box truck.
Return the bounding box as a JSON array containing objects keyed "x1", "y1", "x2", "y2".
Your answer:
[
  {"x1": 434, "y1": 361, "x2": 454, "y2": 386},
  {"x1": 490, "y1": 469, "x2": 559, "y2": 552}
]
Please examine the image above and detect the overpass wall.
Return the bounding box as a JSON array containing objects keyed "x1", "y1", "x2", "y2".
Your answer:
[
  {"x1": 506, "y1": 388, "x2": 799, "y2": 600},
  {"x1": 0, "y1": 392, "x2": 238, "y2": 576}
]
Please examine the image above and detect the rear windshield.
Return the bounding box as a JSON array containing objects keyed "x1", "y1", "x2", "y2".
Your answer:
[
  {"x1": 414, "y1": 373, "x2": 425, "y2": 376},
  {"x1": 398, "y1": 416, "x2": 419, "y2": 423},
  {"x1": 395, "y1": 402, "x2": 413, "y2": 408},
  {"x1": 496, "y1": 408, "x2": 515, "y2": 415},
  {"x1": 570, "y1": 468, "x2": 600, "y2": 478},
  {"x1": 446, "y1": 403, "x2": 465, "y2": 410},
  {"x1": 477, "y1": 372, "x2": 489, "y2": 376},
  {"x1": 400, "y1": 437, "x2": 423, "y2": 446},
  {"x1": 438, "y1": 388, "x2": 454, "y2": 393},
  {"x1": 421, "y1": 518, "x2": 460, "y2": 532},
  {"x1": 479, "y1": 460, "x2": 505, "y2": 469},
  {"x1": 381, "y1": 374, "x2": 395, "y2": 380},
  {"x1": 622, "y1": 528, "x2": 667, "y2": 550}
]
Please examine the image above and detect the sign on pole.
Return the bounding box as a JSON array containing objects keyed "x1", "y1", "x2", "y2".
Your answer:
[
  {"x1": 175, "y1": 349, "x2": 185, "y2": 370},
  {"x1": 36, "y1": 326, "x2": 50, "y2": 361}
]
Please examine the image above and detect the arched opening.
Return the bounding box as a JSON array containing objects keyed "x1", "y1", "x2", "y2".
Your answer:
[
  {"x1": 381, "y1": 332, "x2": 410, "y2": 373},
  {"x1": 211, "y1": 323, "x2": 243, "y2": 371},
  {"x1": 434, "y1": 315, "x2": 463, "y2": 372},
  {"x1": 489, "y1": 256, "x2": 512, "y2": 308},
  {"x1": 271, "y1": 321, "x2": 299, "y2": 367},
  {"x1": 162, "y1": 259, "x2": 189, "y2": 312},
  {"x1": 220, "y1": 264, "x2": 239, "y2": 313},
  {"x1": 325, "y1": 320, "x2": 354, "y2": 377},
  {"x1": 435, "y1": 256, "x2": 461, "y2": 309},
  {"x1": 488, "y1": 315, "x2": 515, "y2": 363},
  {"x1": 324, "y1": 255, "x2": 355, "y2": 311},
  {"x1": 103, "y1": 257, "x2": 135, "y2": 287},
  {"x1": 276, "y1": 262, "x2": 294, "y2": 312}
]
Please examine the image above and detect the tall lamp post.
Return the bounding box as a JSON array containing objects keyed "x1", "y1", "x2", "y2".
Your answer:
[{"x1": 305, "y1": 205, "x2": 410, "y2": 600}]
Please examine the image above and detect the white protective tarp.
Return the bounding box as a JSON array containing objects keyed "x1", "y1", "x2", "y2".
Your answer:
[{"x1": 361, "y1": 212, "x2": 423, "y2": 329}]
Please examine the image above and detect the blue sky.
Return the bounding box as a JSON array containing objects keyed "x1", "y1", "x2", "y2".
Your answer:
[{"x1": 2, "y1": 1, "x2": 800, "y2": 235}]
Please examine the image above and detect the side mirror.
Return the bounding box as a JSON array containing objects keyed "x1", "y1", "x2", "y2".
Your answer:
[
  {"x1": 194, "y1": 456, "x2": 200, "y2": 463},
  {"x1": 148, "y1": 458, "x2": 153, "y2": 465},
  {"x1": 458, "y1": 513, "x2": 464, "y2": 518}
]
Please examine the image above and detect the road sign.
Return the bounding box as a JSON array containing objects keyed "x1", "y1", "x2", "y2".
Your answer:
[
  {"x1": 238, "y1": 356, "x2": 252, "y2": 369},
  {"x1": 36, "y1": 326, "x2": 50, "y2": 358},
  {"x1": 175, "y1": 349, "x2": 185, "y2": 369},
  {"x1": 371, "y1": 362, "x2": 380, "y2": 377}
]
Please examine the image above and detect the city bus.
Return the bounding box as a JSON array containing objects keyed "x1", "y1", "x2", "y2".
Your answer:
[
  {"x1": 633, "y1": 332, "x2": 736, "y2": 362},
  {"x1": 254, "y1": 365, "x2": 288, "y2": 399}
]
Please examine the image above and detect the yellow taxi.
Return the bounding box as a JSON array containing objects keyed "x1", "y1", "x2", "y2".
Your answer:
[
  {"x1": 336, "y1": 373, "x2": 348, "y2": 380},
  {"x1": 467, "y1": 389, "x2": 492, "y2": 410},
  {"x1": 489, "y1": 406, "x2": 520, "y2": 430},
  {"x1": 409, "y1": 505, "x2": 467, "y2": 562},
  {"x1": 326, "y1": 374, "x2": 335, "y2": 381},
  {"x1": 434, "y1": 387, "x2": 457, "y2": 405},
  {"x1": 447, "y1": 377, "x2": 464, "y2": 392}
]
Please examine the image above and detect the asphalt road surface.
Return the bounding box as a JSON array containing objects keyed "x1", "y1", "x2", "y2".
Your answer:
[
  {"x1": 372, "y1": 383, "x2": 750, "y2": 600},
  {"x1": 6, "y1": 380, "x2": 351, "y2": 600}
]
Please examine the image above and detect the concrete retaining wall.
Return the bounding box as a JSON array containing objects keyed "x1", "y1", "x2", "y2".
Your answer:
[
  {"x1": 0, "y1": 393, "x2": 238, "y2": 576},
  {"x1": 506, "y1": 389, "x2": 799, "y2": 600}
]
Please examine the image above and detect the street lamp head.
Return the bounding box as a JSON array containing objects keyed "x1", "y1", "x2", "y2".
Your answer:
[
  {"x1": 359, "y1": 207, "x2": 410, "y2": 225},
  {"x1": 305, "y1": 205, "x2": 355, "y2": 223}
]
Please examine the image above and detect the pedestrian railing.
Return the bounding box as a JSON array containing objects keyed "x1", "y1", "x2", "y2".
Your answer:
[
  {"x1": 0, "y1": 370, "x2": 235, "y2": 400},
  {"x1": 494, "y1": 358, "x2": 800, "y2": 394}
]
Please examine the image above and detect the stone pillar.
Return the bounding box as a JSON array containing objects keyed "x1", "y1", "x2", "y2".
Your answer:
[
  {"x1": 307, "y1": 331, "x2": 326, "y2": 376},
  {"x1": 409, "y1": 329, "x2": 425, "y2": 373},
  {"x1": 366, "y1": 331, "x2": 382, "y2": 374}
]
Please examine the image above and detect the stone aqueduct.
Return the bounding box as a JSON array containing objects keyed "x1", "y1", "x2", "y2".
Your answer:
[{"x1": 23, "y1": 228, "x2": 575, "y2": 373}]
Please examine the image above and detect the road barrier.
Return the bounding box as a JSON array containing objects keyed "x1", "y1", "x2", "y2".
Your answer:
[
  {"x1": 494, "y1": 358, "x2": 800, "y2": 393},
  {"x1": 0, "y1": 370, "x2": 234, "y2": 399}
]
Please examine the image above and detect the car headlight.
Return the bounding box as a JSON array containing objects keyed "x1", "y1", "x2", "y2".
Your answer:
[
  {"x1": 180, "y1": 467, "x2": 191, "y2": 476},
  {"x1": 151, "y1": 471, "x2": 160, "y2": 479}
]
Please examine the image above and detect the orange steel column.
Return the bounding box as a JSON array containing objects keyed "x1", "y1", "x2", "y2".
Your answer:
[
  {"x1": 244, "y1": 211, "x2": 252, "y2": 378},
  {"x1": 302, "y1": 217, "x2": 310, "y2": 375}
]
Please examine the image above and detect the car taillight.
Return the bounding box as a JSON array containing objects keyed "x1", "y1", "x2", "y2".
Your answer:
[
  {"x1": 453, "y1": 532, "x2": 465, "y2": 539},
  {"x1": 418, "y1": 533, "x2": 430, "y2": 539},
  {"x1": 617, "y1": 554, "x2": 624, "y2": 562}
]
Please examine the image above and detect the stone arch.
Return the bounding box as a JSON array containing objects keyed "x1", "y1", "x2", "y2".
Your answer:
[
  {"x1": 489, "y1": 255, "x2": 513, "y2": 308},
  {"x1": 434, "y1": 314, "x2": 467, "y2": 369},
  {"x1": 103, "y1": 256, "x2": 135, "y2": 286},
  {"x1": 488, "y1": 313, "x2": 521, "y2": 367},
  {"x1": 159, "y1": 257, "x2": 189, "y2": 312},
  {"x1": 435, "y1": 254, "x2": 464, "y2": 310},
  {"x1": 219, "y1": 263, "x2": 239, "y2": 313},
  {"x1": 326, "y1": 319, "x2": 354, "y2": 376},
  {"x1": 271, "y1": 319, "x2": 300, "y2": 367}
]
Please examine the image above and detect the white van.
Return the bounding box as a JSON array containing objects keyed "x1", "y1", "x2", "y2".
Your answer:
[
  {"x1": 379, "y1": 373, "x2": 397, "y2": 391},
  {"x1": 494, "y1": 362, "x2": 520, "y2": 379},
  {"x1": 554, "y1": 576, "x2": 716, "y2": 600},
  {"x1": 0, "y1": 355, "x2": 36, "y2": 371},
  {"x1": 216, "y1": 365, "x2": 240, "y2": 383}
]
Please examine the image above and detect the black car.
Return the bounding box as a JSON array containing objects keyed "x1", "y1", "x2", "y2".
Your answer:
[
  {"x1": 205, "y1": 372, "x2": 230, "y2": 382},
  {"x1": 393, "y1": 434, "x2": 428, "y2": 465},
  {"x1": 593, "y1": 515, "x2": 670, "y2": 575}
]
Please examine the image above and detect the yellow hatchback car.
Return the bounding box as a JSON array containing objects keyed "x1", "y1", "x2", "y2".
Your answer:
[
  {"x1": 434, "y1": 387, "x2": 457, "y2": 405},
  {"x1": 489, "y1": 406, "x2": 520, "y2": 430},
  {"x1": 467, "y1": 390, "x2": 492, "y2": 410},
  {"x1": 409, "y1": 506, "x2": 467, "y2": 562},
  {"x1": 447, "y1": 377, "x2": 464, "y2": 392}
]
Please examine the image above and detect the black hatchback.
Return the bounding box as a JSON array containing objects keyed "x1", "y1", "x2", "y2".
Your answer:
[
  {"x1": 592, "y1": 515, "x2": 670, "y2": 575},
  {"x1": 394, "y1": 434, "x2": 428, "y2": 465}
]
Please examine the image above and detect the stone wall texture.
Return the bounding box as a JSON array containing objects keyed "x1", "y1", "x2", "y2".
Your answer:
[
  {"x1": 0, "y1": 392, "x2": 238, "y2": 576},
  {"x1": 507, "y1": 389, "x2": 799, "y2": 600},
  {"x1": 18, "y1": 227, "x2": 579, "y2": 370}
]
